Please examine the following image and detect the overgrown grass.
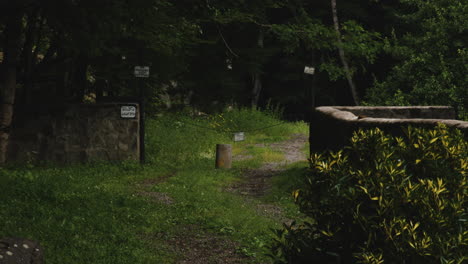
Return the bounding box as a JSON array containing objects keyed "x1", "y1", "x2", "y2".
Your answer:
[
  {"x1": 0, "y1": 107, "x2": 308, "y2": 263},
  {"x1": 0, "y1": 164, "x2": 167, "y2": 263}
]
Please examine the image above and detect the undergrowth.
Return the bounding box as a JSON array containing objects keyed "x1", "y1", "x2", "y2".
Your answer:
[{"x1": 0, "y1": 107, "x2": 308, "y2": 263}]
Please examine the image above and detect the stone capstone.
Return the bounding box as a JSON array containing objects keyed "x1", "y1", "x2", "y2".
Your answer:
[{"x1": 310, "y1": 106, "x2": 468, "y2": 153}]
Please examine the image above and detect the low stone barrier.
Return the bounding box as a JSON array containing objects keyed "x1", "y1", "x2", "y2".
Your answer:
[
  {"x1": 8, "y1": 103, "x2": 140, "y2": 163},
  {"x1": 310, "y1": 106, "x2": 468, "y2": 153}
]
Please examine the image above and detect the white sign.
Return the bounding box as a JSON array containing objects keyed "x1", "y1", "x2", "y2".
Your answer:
[
  {"x1": 233, "y1": 132, "x2": 245, "y2": 142},
  {"x1": 134, "y1": 66, "x2": 150, "y2": 78},
  {"x1": 304, "y1": 66, "x2": 315, "y2": 75},
  {"x1": 121, "y1": 106, "x2": 137, "y2": 119}
]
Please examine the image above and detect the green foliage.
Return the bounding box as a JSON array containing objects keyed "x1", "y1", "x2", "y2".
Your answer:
[
  {"x1": 365, "y1": 0, "x2": 467, "y2": 114},
  {"x1": 269, "y1": 8, "x2": 382, "y2": 82},
  {"x1": 270, "y1": 125, "x2": 468, "y2": 263}
]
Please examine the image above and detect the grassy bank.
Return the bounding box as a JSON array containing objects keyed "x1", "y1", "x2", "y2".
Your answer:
[{"x1": 0, "y1": 107, "x2": 308, "y2": 263}]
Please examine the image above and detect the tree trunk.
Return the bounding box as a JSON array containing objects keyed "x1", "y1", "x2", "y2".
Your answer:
[
  {"x1": 21, "y1": 9, "x2": 41, "y2": 104},
  {"x1": 331, "y1": 0, "x2": 359, "y2": 106},
  {"x1": 0, "y1": 13, "x2": 23, "y2": 165},
  {"x1": 251, "y1": 74, "x2": 262, "y2": 108},
  {"x1": 70, "y1": 56, "x2": 88, "y2": 102},
  {"x1": 251, "y1": 29, "x2": 264, "y2": 108}
]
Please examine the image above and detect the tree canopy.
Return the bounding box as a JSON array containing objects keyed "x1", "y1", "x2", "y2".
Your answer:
[
  {"x1": 2, "y1": 0, "x2": 465, "y2": 110},
  {"x1": 0, "y1": 0, "x2": 466, "y2": 129}
]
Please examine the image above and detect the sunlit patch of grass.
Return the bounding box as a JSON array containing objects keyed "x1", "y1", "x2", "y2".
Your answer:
[
  {"x1": 231, "y1": 142, "x2": 284, "y2": 169},
  {"x1": 260, "y1": 150, "x2": 284, "y2": 163},
  {"x1": 232, "y1": 143, "x2": 246, "y2": 156}
]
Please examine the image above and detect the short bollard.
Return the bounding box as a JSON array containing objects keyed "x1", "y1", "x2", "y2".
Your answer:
[{"x1": 215, "y1": 144, "x2": 232, "y2": 169}]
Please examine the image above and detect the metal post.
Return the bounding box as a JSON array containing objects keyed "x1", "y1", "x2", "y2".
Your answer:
[
  {"x1": 139, "y1": 88, "x2": 145, "y2": 163},
  {"x1": 137, "y1": 48, "x2": 146, "y2": 163},
  {"x1": 305, "y1": 52, "x2": 317, "y2": 157}
]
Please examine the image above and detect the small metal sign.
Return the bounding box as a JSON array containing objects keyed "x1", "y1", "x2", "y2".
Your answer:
[
  {"x1": 134, "y1": 66, "x2": 150, "y2": 78},
  {"x1": 304, "y1": 66, "x2": 315, "y2": 75},
  {"x1": 121, "y1": 105, "x2": 137, "y2": 119},
  {"x1": 233, "y1": 132, "x2": 245, "y2": 142}
]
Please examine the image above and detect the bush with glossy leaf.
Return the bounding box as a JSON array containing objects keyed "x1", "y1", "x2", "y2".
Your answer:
[{"x1": 270, "y1": 125, "x2": 467, "y2": 264}]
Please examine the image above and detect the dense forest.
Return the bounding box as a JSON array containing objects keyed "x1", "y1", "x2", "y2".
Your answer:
[{"x1": 0, "y1": 0, "x2": 467, "y2": 162}]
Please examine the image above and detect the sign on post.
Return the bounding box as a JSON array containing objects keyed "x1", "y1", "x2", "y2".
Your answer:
[
  {"x1": 304, "y1": 66, "x2": 315, "y2": 75},
  {"x1": 121, "y1": 105, "x2": 137, "y2": 119},
  {"x1": 134, "y1": 66, "x2": 150, "y2": 78},
  {"x1": 233, "y1": 132, "x2": 245, "y2": 142}
]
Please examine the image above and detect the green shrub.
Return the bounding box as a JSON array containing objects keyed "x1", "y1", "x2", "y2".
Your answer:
[{"x1": 270, "y1": 125, "x2": 467, "y2": 264}]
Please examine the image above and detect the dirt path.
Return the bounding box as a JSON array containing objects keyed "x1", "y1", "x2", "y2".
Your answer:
[
  {"x1": 258, "y1": 133, "x2": 309, "y2": 167},
  {"x1": 138, "y1": 134, "x2": 309, "y2": 264},
  {"x1": 172, "y1": 133, "x2": 308, "y2": 263},
  {"x1": 229, "y1": 134, "x2": 308, "y2": 197},
  {"x1": 225, "y1": 134, "x2": 308, "y2": 239}
]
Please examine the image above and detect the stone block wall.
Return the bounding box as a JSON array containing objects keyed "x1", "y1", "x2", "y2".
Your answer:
[
  {"x1": 310, "y1": 106, "x2": 468, "y2": 153},
  {"x1": 8, "y1": 103, "x2": 140, "y2": 163}
]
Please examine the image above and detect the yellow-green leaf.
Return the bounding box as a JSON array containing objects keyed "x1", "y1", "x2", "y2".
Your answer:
[
  {"x1": 292, "y1": 189, "x2": 300, "y2": 200},
  {"x1": 358, "y1": 186, "x2": 369, "y2": 194}
]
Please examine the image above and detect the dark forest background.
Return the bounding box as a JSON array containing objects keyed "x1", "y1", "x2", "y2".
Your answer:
[{"x1": 0, "y1": 0, "x2": 467, "y2": 162}]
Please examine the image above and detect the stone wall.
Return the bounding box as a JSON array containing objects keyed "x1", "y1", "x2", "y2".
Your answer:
[
  {"x1": 8, "y1": 103, "x2": 140, "y2": 163},
  {"x1": 310, "y1": 106, "x2": 468, "y2": 153}
]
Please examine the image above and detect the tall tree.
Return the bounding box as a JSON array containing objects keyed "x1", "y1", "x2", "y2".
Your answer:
[
  {"x1": 0, "y1": 4, "x2": 24, "y2": 164},
  {"x1": 331, "y1": 0, "x2": 359, "y2": 105},
  {"x1": 251, "y1": 28, "x2": 264, "y2": 107}
]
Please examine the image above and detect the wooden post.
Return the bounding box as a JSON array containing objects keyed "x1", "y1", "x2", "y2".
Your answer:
[{"x1": 215, "y1": 144, "x2": 232, "y2": 169}]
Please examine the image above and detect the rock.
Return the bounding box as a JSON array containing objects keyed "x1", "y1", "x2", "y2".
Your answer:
[
  {"x1": 0, "y1": 238, "x2": 43, "y2": 264},
  {"x1": 118, "y1": 142, "x2": 129, "y2": 151}
]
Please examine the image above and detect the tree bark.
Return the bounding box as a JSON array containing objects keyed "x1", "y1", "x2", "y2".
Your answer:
[
  {"x1": 70, "y1": 56, "x2": 89, "y2": 102},
  {"x1": 251, "y1": 29, "x2": 264, "y2": 108},
  {"x1": 331, "y1": 0, "x2": 359, "y2": 106},
  {"x1": 21, "y1": 9, "x2": 41, "y2": 104},
  {"x1": 0, "y1": 13, "x2": 23, "y2": 164}
]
